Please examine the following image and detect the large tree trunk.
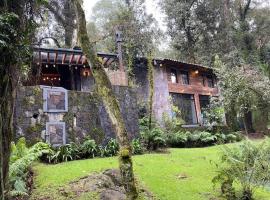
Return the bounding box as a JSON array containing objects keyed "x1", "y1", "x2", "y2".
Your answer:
[
  {"x1": 243, "y1": 108, "x2": 255, "y2": 134},
  {"x1": 225, "y1": 103, "x2": 239, "y2": 131},
  {"x1": 72, "y1": 1, "x2": 138, "y2": 199},
  {"x1": 257, "y1": 102, "x2": 269, "y2": 133},
  {"x1": 0, "y1": 66, "x2": 16, "y2": 199}
]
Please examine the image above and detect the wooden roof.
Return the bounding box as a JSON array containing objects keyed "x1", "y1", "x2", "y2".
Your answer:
[{"x1": 33, "y1": 47, "x2": 118, "y2": 67}]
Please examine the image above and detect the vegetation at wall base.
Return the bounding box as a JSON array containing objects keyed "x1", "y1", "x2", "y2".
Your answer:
[{"x1": 8, "y1": 138, "x2": 51, "y2": 198}]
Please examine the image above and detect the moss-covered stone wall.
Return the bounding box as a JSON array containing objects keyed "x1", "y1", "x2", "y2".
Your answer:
[{"x1": 14, "y1": 86, "x2": 139, "y2": 145}]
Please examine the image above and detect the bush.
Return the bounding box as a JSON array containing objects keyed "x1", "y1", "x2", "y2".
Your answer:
[
  {"x1": 132, "y1": 139, "x2": 144, "y2": 155},
  {"x1": 166, "y1": 131, "x2": 187, "y2": 147},
  {"x1": 103, "y1": 139, "x2": 119, "y2": 157},
  {"x1": 79, "y1": 139, "x2": 98, "y2": 158},
  {"x1": 140, "y1": 127, "x2": 166, "y2": 151},
  {"x1": 165, "y1": 130, "x2": 244, "y2": 148},
  {"x1": 47, "y1": 143, "x2": 80, "y2": 163},
  {"x1": 9, "y1": 138, "x2": 51, "y2": 197},
  {"x1": 212, "y1": 140, "x2": 270, "y2": 200}
]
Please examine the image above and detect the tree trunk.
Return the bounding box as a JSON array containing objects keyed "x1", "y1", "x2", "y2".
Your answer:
[
  {"x1": 0, "y1": 66, "x2": 16, "y2": 200},
  {"x1": 243, "y1": 109, "x2": 255, "y2": 134},
  {"x1": 225, "y1": 104, "x2": 239, "y2": 131},
  {"x1": 258, "y1": 103, "x2": 269, "y2": 133},
  {"x1": 72, "y1": 1, "x2": 138, "y2": 199}
]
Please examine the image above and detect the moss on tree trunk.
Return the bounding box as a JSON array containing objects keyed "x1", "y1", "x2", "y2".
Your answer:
[
  {"x1": 72, "y1": 1, "x2": 138, "y2": 198},
  {"x1": 0, "y1": 71, "x2": 16, "y2": 199}
]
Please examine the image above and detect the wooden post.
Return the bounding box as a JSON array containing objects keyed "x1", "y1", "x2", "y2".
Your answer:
[{"x1": 194, "y1": 93, "x2": 202, "y2": 125}]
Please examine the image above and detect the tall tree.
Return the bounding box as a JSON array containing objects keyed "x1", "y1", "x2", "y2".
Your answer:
[
  {"x1": 89, "y1": 0, "x2": 161, "y2": 84},
  {"x1": 0, "y1": 1, "x2": 44, "y2": 198},
  {"x1": 44, "y1": 0, "x2": 76, "y2": 47},
  {"x1": 43, "y1": 0, "x2": 78, "y2": 90},
  {"x1": 161, "y1": 0, "x2": 222, "y2": 64},
  {"x1": 161, "y1": 0, "x2": 270, "y2": 133},
  {"x1": 72, "y1": 0, "x2": 138, "y2": 198}
]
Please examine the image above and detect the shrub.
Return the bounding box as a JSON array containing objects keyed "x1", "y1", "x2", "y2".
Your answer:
[
  {"x1": 103, "y1": 139, "x2": 119, "y2": 157},
  {"x1": 162, "y1": 112, "x2": 185, "y2": 135},
  {"x1": 212, "y1": 140, "x2": 270, "y2": 200},
  {"x1": 48, "y1": 144, "x2": 80, "y2": 163},
  {"x1": 132, "y1": 139, "x2": 144, "y2": 155},
  {"x1": 140, "y1": 127, "x2": 166, "y2": 151},
  {"x1": 198, "y1": 131, "x2": 217, "y2": 146},
  {"x1": 9, "y1": 139, "x2": 51, "y2": 197},
  {"x1": 166, "y1": 131, "x2": 187, "y2": 147},
  {"x1": 79, "y1": 139, "x2": 98, "y2": 158},
  {"x1": 215, "y1": 131, "x2": 244, "y2": 144}
]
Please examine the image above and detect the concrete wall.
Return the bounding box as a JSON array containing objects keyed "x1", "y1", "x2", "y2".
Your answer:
[
  {"x1": 152, "y1": 65, "x2": 171, "y2": 122},
  {"x1": 134, "y1": 62, "x2": 171, "y2": 123},
  {"x1": 14, "y1": 86, "x2": 139, "y2": 145}
]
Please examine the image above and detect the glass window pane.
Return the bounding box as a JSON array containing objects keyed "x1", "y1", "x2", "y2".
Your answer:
[
  {"x1": 180, "y1": 71, "x2": 189, "y2": 85},
  {"x1": 170, "y1": 93, "x2": 197, "y2": 124},
  {"x1": 207, "y1": 75, "x2": 214, "y2": 88},
  {"x1": 171, "y1": 69, "x2": 178, "y2": 83}
]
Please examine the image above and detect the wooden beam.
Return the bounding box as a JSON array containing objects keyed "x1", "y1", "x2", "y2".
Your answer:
[
  {"x1": 69, "y1": 53, "x2": 74, "y2": 65},
  {"x1": 62, "y1": 53, "x2": 66, "y2": 64},
  {"x1": 76, "y1": 54, "x2": 82, "y2": 65},
  {"x1": 54, "y1": 52, "x2": 58, "y2": 64},
  {"x1": 47, "y1": 52, "x2": 50, "y2": 63}
]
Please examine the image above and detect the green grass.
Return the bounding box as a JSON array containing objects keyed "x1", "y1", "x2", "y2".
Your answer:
[{"x1": 31, "y1": 143, "x2": 270, "y2": 200}]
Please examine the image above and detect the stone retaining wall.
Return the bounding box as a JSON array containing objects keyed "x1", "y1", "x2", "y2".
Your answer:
[{"x1": 14, "y1": 86, "x2": 139, "y2": 145}]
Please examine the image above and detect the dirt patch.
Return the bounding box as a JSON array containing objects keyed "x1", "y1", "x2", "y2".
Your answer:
[
  {"x1": 246, "y1": 132, "x2": 266, "y2": 139},
  {"x1": 57, "y1": 169, "x2": 155, "y2": 200}
]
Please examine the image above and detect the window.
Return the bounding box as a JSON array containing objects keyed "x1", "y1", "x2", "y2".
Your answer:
[
  {"x1": 207, "y1": 75, "x2": 215, "y2": 88},
  {"x1": 43, "y1": 87, "x2": 68, "y2": 112},
  {"x1": 46, "y1": 122, "x2": 66, "y2": 146},
  {"x1": 180, "y1": 71, "x2": 189, "y2": 85},
  {"x1": 170, "y1": 93, "x2": 198, "y2": 124},
  {"x1": 199, "y1": 95, "x2": 210, "y2": 110},
  {"x1": 170, "y1": 69, "x2": 178, "y2": 83},
  {"x1": 202, "y1": 75, "x2": 206, "y2": 86},
  {"x1": 199, "y1": 95, "x2": 210, "y2": 124}
]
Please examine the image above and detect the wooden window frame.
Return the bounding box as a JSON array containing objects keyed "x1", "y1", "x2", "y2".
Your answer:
[{"x1": 180, "y1": 70, "x2": 190, "y2": 85}]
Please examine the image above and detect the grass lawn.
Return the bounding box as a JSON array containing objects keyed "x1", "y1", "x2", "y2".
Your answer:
[{"x1": 31, "y1": 143, "x2": 270, "y2": 200}]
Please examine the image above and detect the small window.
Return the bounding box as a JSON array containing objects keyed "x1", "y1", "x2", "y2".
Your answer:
[
  {"x1": 207, "y1": 75, "x2": 214, "y2": 88},
  {"x1": 170, "y1": 69, "x2": 178, "y2": 83},
  {"x1": 202, "y1": 75, "x2": 206, "y2": 86},
  {"x1": 180, "y1": 71, "x2": 189, "y2": 85}
]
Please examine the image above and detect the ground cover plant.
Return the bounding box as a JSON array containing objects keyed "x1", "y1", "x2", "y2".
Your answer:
[
  {"x1": 213, "y1": 140, "x2": 270, "y2": 200},
  {"x1": 30, "y1": 141, "x2": 270, "y2": 200},
  {"x1": 8, "y1": 138, "x2": 51, "y2": 198}
]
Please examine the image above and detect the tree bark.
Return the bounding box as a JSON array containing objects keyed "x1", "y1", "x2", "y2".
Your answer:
[
  {"x1": 0, "y1": 66, "x2": 16, "y2": 200},
  {"x1": 225, "y1": 103, "x2": 239, "y2": 131},
  {"x1": 243, "y1": 108, "x2": 255, "y2": 134},
  {"x1": 72, "y1": 0, "x2": 138, "y2": 198}
]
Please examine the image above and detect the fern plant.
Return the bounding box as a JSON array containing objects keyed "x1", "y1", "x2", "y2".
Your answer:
[
  {"x1": 79, "y1": 139, "x2": 98, "y2": 158},
  {"x1": 213, "y1": 140, "x2": 270, "y2": 200},
  {"x1": 103, "y1": 139, "x2": 119, "y2": 157},
  {"x1": 9, "y1": 139, "x2": 51, "y2": 198}
]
